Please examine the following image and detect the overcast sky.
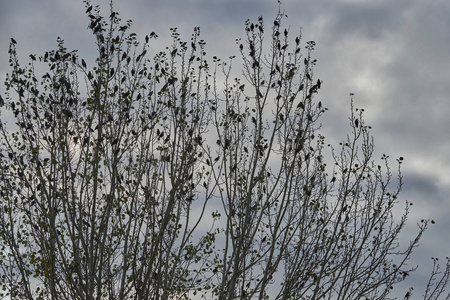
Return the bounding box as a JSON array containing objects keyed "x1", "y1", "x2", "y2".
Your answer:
[{"x1": 1, "y1": 0, "x2": 449, "y2": 297}]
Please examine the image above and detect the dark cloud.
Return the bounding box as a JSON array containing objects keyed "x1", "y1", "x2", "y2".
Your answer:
[
  {"x1": 404, "y1": 172, "x2": 442, "y2": 201},
  {"x1": 328, "y1": 2, "x2": 407, "y2": 40}
]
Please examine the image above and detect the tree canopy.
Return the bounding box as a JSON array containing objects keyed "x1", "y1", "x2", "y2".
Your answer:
[{"x1": 0, "y1": 1, "x2": 449, "y2": 299}]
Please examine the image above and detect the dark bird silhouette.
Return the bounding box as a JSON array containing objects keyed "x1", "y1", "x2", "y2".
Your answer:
[
  {"x1": 306, "y1": 72, "x2": 311, "y2": 81},
  {"x1": 401, "y1": 271, "x2": 410, "y2": 279},
  {"x1": 11, "y1": 38, "x2": 17, "y2": 44}
]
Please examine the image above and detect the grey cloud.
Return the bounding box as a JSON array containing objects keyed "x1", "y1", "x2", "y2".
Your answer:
[
  {"x1": 327, "y1": 2, "x2": 407, "y2": 41},
  {"x1": 404, "y1": 172, "x2": 442, "y2": 200}
]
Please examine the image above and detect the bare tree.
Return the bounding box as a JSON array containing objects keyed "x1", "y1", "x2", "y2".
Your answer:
[{"x1": 0, "y1": 1, "x2": 448, "y2": 299}]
